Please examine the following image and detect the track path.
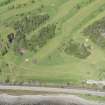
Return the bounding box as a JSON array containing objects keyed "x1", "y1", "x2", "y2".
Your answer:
[{"x1": 0, "y1": 85, "x2": 105, "y2": 97}]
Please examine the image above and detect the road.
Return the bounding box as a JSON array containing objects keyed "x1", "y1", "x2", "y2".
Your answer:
[
  {"x1": 0, "y1": 85, "x2": 105, "y2": 105},
  {"x1": 0, "y1": 85, "x2": 105, "y2": 97}
]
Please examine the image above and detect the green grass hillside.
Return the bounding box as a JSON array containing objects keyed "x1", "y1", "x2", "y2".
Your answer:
[{"x1": 0, "y1": 0, "x2": 105, "y2": 86}]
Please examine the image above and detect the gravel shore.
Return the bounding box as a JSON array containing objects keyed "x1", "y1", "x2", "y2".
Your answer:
[{"x1": 0, "y1": 94, "x2": 104, "y2": 105}]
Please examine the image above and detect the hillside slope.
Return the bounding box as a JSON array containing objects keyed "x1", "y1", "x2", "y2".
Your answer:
[{"x1": 0, "y1": 0, "x2": 105, "y2": 86}]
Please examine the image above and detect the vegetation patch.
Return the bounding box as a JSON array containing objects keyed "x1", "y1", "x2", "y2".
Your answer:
[
  {"x1": 0, "y1": 13, "x2": 50, "y2": 55},
  {"x1": 83, "y1": 17, "x2": 105, "y2": 48},
  {"x1": 0, "y1": 35, "x2": 8, "y2": 56},
  {"x1": 63, "y1": 39, "x2": 91, "y2": 59},
  {"x1": 0, "y1": 0, "x2": 14, "y2": 7},
  {"x1": 14, "y1": 14, "x2": 49, "y2": 34},
  {"x1": 28, "y1": 24, "x2": 56, "y2": 52}
]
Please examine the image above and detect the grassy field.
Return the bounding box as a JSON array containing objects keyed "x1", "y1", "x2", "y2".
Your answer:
[{"x1": 0, "y1": 0, "x2": 105, "y2": 86}]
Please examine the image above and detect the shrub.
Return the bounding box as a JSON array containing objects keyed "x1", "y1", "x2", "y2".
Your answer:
[
  {"x1": 5, "y1": 76, "x2": 10, "y2": 83},
  {"x1": 1, "y1": 47, "x2": 8, "y2": 56},
  {"x1": 0, "y1": 68, "x2": 2, "y2": 73},
  {"x1": 0, "y1": 0, "x2": 14, "y2": 7},
  {"x1": 31, "y1": 0, "x2": 35, "y2": 3}
]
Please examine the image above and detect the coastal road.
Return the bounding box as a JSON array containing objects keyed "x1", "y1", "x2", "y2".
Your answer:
[
  {"x1": 0, "y1": 85, "x2": 105, "y2": 97},
  {"x1": 0, "y1": 85, "x2": 105, "y2": 105}
]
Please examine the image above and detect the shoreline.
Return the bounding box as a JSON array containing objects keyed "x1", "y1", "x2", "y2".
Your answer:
[{"x1": 0, "y1": 94, "x2": 104, "y2": 105}]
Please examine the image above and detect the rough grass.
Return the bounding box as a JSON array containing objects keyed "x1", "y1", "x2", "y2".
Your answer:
[{"x1": 78, "y1": 94, "x2": 105, "y2": 102}]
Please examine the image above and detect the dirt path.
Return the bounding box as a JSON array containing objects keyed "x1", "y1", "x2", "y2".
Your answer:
[{"x1": 0, "y1": 85, "x2": 105, "y2": 97}]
